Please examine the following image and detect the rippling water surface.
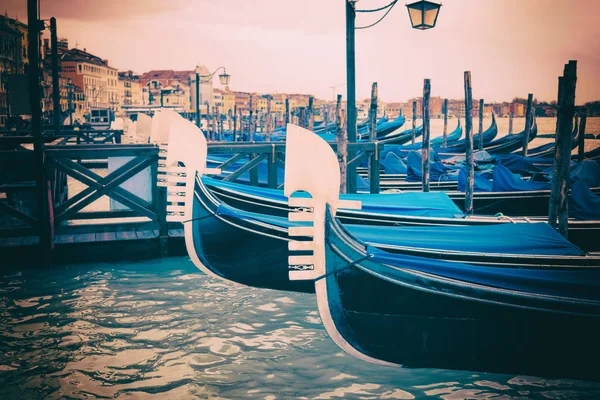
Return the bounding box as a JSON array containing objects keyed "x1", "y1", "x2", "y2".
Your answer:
[{"x1": 1, "y1": 257, "x2": 599, "y2": 399}]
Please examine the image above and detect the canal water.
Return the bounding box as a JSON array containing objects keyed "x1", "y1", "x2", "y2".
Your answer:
[{"x1": 1, "y1": 257, "x2": 599, "y2": 399}]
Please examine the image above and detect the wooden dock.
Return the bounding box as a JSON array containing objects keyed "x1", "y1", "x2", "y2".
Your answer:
[{"x1": 1, "y1": 228, "x2": 186, "y2": 266}]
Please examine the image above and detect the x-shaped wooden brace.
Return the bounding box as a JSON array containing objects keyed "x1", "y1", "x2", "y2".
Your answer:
[{"x1": 47, "y1": 155, "x2": 158, "y2": 224}]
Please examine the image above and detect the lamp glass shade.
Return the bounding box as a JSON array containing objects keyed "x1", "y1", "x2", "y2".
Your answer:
[
  {"x1": 406, "y1": 0, "x2": 441, "y2": 30},
  {"x1": 218, "y1": 72, "x2": 231, "y2": 85}
]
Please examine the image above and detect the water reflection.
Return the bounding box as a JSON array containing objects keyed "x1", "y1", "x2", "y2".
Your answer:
[{"x1": 0, "y1": 257, "x2": 598, "y2": 399}]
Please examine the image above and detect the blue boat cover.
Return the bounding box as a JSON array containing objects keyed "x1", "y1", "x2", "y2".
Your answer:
[
  {"x1": 215, "y1": 202, "x2": 584, "y2": 257},
  {"x1": 495, "y1": 154, "x2": 551, "y2": 174},
  {"x1": 492, "y1": 165, "x2": 551, "y2": 192},
  {"x1": 570, "y1": 160, "x2": 600, "y2": 187},
  {"x1": 569, "y1": 180, "x2": 600, "y2": 220},
  {"x1": 366, "y1": 245, "x2": 600, "y2": 302},
  {"x1": 457, "y1": 168, "x2": 493, "y2": 192},
  {"x1": 351, "y1": 222, "x2": 584, "y2": 256},
  {"x1": 382, "y1": 152, "x2": 408, "y2": 174},
  {"x1": 406, "y1": 151, "x2": 459, "y2": 182},
  {"x1": 203, "y1": 176, "x2": 463, "y2": 218}
]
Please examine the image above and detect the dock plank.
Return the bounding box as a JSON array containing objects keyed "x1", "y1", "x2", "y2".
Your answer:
[
  {"x1": 135, "y1": 230, "x2": 157, "y2": 240},
  {"x1": 3, "y1": 236, "x2": 24, "y2": 246},
  {"x1": 74, "y1": 233, "x2": 96, "y2": 243},
  {"x1": 55, "y1": 234, "x2": 75, "y2": 244},
  {"x1": 95, "y1": 232, "x2": 117, "y2": 242},
  {"x1": 116, "y1": 231, "x2": 137, "y2": 240}
]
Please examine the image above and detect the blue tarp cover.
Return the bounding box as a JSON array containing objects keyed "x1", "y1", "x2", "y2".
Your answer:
[
  {"x1": 492, "y1": 165, "x2": 551, "y2": 192},
  {"x1": 366, "y1": 245, "x2": 600, "y2": 302},
  {"x1": 203, "y1": 176, "x2": 463, "y2": 218},
  {"x1": 569, "y1": 180, "x2": 600, "y2": 220},
  {"x1": 382, "y1": 152, "x2": 408, "y2": 174},
  {"x1": 457, "y1": 168, "x2": 493, "y2": 192},
  {"x1": 570, "y1": 160, "x2": 600, "y2": 188},
  {"x1": 215, "y1": 202, "x2": 584, "y2": 257},
  {"x1": 351, "y1": 222, "x2": 584, "y2": 256}
]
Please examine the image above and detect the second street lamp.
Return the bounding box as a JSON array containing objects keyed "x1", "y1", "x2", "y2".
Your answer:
[{"x1": 345, "y1": 0, "x2": 441, "y2": 193}]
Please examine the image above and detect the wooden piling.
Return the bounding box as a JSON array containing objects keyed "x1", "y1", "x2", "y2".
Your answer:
[
  {"x1": 478, "y1": 99, "x2": 484, "y2": 151},
  {"x1": 26, "y1": 0, "x2": 52, "y2": 263},
  {"x1": 307, "y1": 96, "x2": 314, "y2": 131},
  {"x1": 266, "y1": 95, "x2": 272, "y2": 141},
  {"x1": 323, "y1": 106, "x2": 329, "y2": 135},
  {"x1": 368, "y1": 82, "x2": 379, "y2": 194},
  {"x1": 555, "y1": 76, "x2": 564, "y2": 135},
  {"x1": 233, "y1": 105, "x2": 237, "y2": 141},
  {"x1": 442, "y1": 98, "x2": 448, "y2": 147},
  {"x1": 411, "y1": 101, "x2": 417, "y2": 145},
  {"x1": 285, "y1": 99, "x2": 290, "y2": 125},
  {"x1": 335, "y1": 94, "x2": 347, "y2": 194},
  {"x1": 50, "y1": 17, "x2": 61, "y2": 136},
  {"x1": 548, "y1": 61, "x2": 577, "y2": 238},
  {"x1": 249, "y1": 95, "x2": 254, "y2": 141},
  {"x1": 464, "y1": 71, "x2": 474, "y2": 215},
  {"x1": 578, "y1": 108, "x2": 587, "y2": 161},
  {"x1": 522, "y1": 93, "x2": 534, "y2": 156},
  {"x1": 508, "y1": 112, "x2": 513, "y2": 134},
  {"x1": 422, "y1": 79, "x2": 431, "y2": 193}
]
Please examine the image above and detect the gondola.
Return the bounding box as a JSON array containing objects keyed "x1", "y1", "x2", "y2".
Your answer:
[
  {"x1": 284, "y1": 125, "x2": 600, "y2": 380},
  {"x1": 436, "y1": 114, "x2": 498, "y2": 153}
]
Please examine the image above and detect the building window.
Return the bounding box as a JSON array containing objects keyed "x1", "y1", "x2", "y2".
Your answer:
[{"x1": 78, "y1": 64, "x2": 82, "y2": 73}]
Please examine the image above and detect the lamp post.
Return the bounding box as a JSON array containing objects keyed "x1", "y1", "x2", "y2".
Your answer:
[
  {"x1": 193, "y1": 66, "x2": 231, "y2": 129},
  {"x1": 345, "y1": 0, "x2": 441, "y2": 193},
  {"x1": 67, "y1": 77, "x2": 74, "y2": 126}
]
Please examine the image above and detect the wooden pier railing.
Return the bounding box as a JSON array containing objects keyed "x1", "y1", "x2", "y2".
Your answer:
[
  {"x1": 45, "y1": 144, "x2": 162, "y2": 234},
  {"x1": 206, "y1": 141, "x2": 381, "y2": 193}
]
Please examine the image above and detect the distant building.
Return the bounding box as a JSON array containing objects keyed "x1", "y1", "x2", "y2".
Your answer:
[
  {"x1": 118, "y1": 70, "x2": 142, "y2": 109},
  {"x1": 510, "y1": 102, "x2": 525, "y2": 117},
  {"x1": 0, "y1": 14, "x2": 28, "y2": 126},
  {"x1": 60, "y1": 44, "x2": 120, "y2": 115},
  {"x1": 139, "y1": 69, "x2": 195, "y2": 113}
]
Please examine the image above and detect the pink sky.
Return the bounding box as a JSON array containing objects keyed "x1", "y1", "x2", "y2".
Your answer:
[{"x1": 7, "y1": 0, "x2": 600, "y2": 103}]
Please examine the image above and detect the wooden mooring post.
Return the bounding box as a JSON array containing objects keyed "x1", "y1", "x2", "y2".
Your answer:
[
  {"x1": 411, "y1": 101, "x2": 417, "y2": 145},
  {"x1": 464, "y1": 71, "x2": 474, "y2": 215},
  {"x1": 307, "y1": 96, "x2": 314, "y2": 131},
  {"x1": 335, "y1": 94, "x2": 347, "y2": 194},
  {"x1": 233, "y1": 105, "x2": 238, "y2": 141},
  {"x1": 28, "y1": 0, "x2": 52, "y2": 263},
  {"x1": 50, "y1": 17, "x2": 61, "y2": 136},
  {"x1": 548, "y1": 61, "x2": 577, "y2": 238},
  {"x1": 508, "y1": 111, "x2": 513, "y2": 134},
  {"x1": 368, "y1": 82, "x2": 379, "y2": 194},
  {"x1": 578, "y1": 108, "x2": 587, "y2": 161},
  {"x1": 285, "y1": 99, "x2": 290, "y2": 125},
  {"x1": 478, "y1": 99, "x2": 484, "y2": 151},
  {"x1": 522, "y1": 93, "x2": 534, "y2": 156},
  {"x1": 266, "y1": 95, "x2": 272, "y2": 141},
  {"x1": 442, "y1": 98, "x2": 448, "y2": 147},
  {"x1": 422, "y1": 79, "x2": 431, "y2": 193}
]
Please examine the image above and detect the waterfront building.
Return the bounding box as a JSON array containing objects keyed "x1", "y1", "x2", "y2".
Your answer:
[
  {"x1": 510, "y1": 102, "x2": 525, "y2": 117},
  {"x1": 0, "y1": 14, "x2": 27, "y2": 126},
  {"x1": 118, "y1": 71, "x2": 143, "y2": 109},
  {"x1": 60, "y1": 44, "x2": 120, "y2": 116}
]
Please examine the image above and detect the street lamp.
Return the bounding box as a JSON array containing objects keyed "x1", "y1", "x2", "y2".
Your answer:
[
  {"x1": 344, "y1": 0, "x2": 441, "y2": 193},
  {"x1": 193, "y1": 65, "x2": 232, "y2": 128},
  {"x1": 406, "y1": 0, "x2": 442, "y2": 30}
]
